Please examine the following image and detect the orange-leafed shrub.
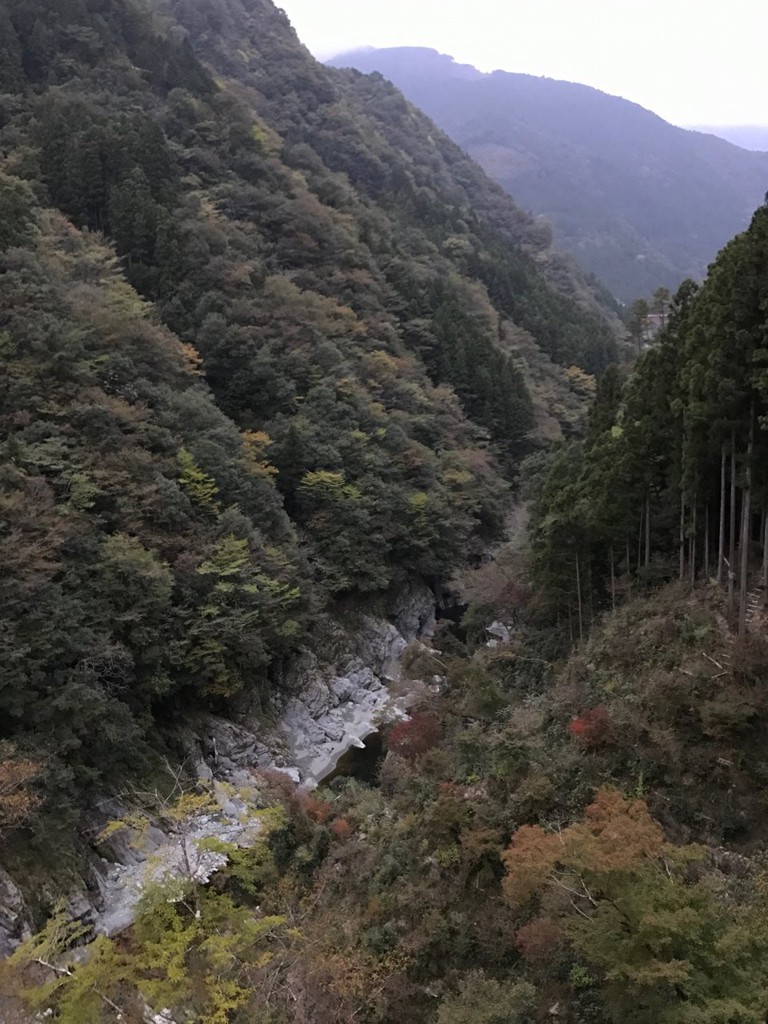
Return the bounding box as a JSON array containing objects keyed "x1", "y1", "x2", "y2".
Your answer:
[
  {"x1": 331, "y1": 817, "x2": 353, "y2": 840},
  {"x1": 297, "y1": 792, "x2": 332, "y2": 823},
  {"x1": 0, "y1": 754, "x2": 42, "y2": 831},
  {"x1": 255, "y1": 769, "x2": 332, "y2": 823}
]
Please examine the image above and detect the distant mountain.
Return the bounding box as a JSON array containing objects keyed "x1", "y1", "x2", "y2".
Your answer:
[
  {"x1": 690, "y1": 125, "x2": 768, "y2": 152},
  {"x1": 329, "y1": 48, "x2": 768, "y2": 302}
]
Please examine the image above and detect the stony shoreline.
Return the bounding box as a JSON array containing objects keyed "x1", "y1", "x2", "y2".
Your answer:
[{"x1": 0, "y1": 585, "x2": 438, "y2": 955}]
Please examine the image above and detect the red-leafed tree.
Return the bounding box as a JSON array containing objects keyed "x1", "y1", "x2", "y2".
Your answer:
[
  {"x1": 568, "y1": 705, "x2": 610, "y2": 747},
  {"x1": 388, "y1": 713, "x2": 443, "y2": 761},
  {"x1": 515, "y1": 916, "x2": 564, "y2": 963}
]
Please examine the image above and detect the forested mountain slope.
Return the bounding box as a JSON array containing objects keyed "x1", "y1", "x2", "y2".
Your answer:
[
  {"x1": 0, "y1": 0, "x2": 618, "y2": 842},
  {"x1": 329, "y1": 47, "x2": 768, "y2": 302},
  {"x1": 5, "y1": 5, "x2": 768, "y2": 1020},
  {"x1": 157, "y1": 0, "x2": 619, "y2": 371},
  {"x1": 528, "y1": 199, "x2": 768, "y2": 637}
]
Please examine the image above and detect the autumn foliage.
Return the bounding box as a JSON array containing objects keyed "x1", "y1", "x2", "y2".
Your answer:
[
  {"x1": 514, "y1": 917, "x2": 564, "y2": 963},
  {"x1": 331, "y1": 818, "x2": 353, "y2": 840},
  {"x1": 0, "y1": 752, "x2": 42, "y2": 836},
  {"x1": 298, "y1": 793, "x2": 333, "y2": 823},
  {"x1": 388, "y1": 713, "x2": 443, "y2": 761},
  {"x1": 258, "y1": 770, "x2": 334, "y2": 824},
  {"x1": 568, "y1": 705, "x2": 610, "y2": 747},
  {"x1": 502, "y1": 788, "x2": 668, "y2": 904}
]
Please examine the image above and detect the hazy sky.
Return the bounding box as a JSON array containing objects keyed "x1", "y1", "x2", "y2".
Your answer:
[{"x1": 277, "y1": 0, "x2": 768, "y2": 127}]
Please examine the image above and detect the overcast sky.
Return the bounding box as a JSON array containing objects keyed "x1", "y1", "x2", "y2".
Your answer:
[{"x1": 276, "y1": 0, "x2": 768, "y2": 127}]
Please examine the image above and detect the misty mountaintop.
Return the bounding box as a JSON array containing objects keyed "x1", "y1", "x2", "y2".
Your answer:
[
  {"x1": 690, "y1": 124, "x2": 768, "y2": 152},
  {"x1": 329, "y1": 47, "x2": 768, "y2": 302}
]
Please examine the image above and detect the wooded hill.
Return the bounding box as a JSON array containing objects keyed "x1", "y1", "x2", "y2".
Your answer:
[
  {"x1": 0, "y1": 0, "x2": 617, "y2": 839},
  {"x1": 528, "y1": 199, "x2": 768, "y2": 638},
  {"x1": 329, "y1": 47, "x2": 768, "y2": 302}
]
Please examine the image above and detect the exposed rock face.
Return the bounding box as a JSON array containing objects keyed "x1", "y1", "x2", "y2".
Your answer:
[
  {"x1": 202, "y1": 588, "x2": 436, "y2": 789},
  {"x1": 86, "y1": 600, "x2": 430, "y2": 937},
  {"x1": 274, "y1": 663, "x2": 404, "y2": 787},
  {"x1": 485, "y1": 620, "x2": 512, "y2": 646},
  {"x1": 93, "y1": 793, "x2": 261, "y2": 938},
  {"x1": 393, "y1": 583, "x2": 437, "y2": 643},
  {"x1": 203, "y1": 719, "x2": 276, "y2": 779},
  {"x1": 88, "y1": 798, "x2": 169, "y2": 868},
  {"x1": 82, "y1": 775, "x2": 269, "y2": 940},
  {"x1": 206, "y1": 597, "x2": 433, "y2": 789},
  {"x1": 0, "y1": 584, "x2": 436, "y2": 956},
  {"x1": 0, "y1": 868, "x2": 31, "y2": 958}
]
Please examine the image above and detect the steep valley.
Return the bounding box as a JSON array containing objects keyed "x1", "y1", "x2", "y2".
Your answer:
[
  {"x1": 0, "y1": 0, "x2": 614, "y2": 982},
  {"x1": 3, "y1": 1, "x2": 768, "y2": 1023}
]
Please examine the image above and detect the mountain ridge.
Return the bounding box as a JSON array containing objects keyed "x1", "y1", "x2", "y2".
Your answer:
[
  {"x1": 689, "y1": 123, "x2": 768, "y2": 152},
  {"x1": 328, "y1": 46, "x2": 768, "y2": 301}
]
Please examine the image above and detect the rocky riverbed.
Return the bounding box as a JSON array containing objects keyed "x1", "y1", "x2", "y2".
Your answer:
[
  {"x1": 208, "y1": 610, "x2": 420, "y2": 790},
  {"x1": 0, "y1": 585, "x2": 438, "y2": 956}
]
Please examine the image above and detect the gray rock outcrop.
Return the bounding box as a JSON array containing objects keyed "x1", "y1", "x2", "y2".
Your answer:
[
  {"x1": 93, "y1": 783, "x2": 262, "y2": 938},
  {"x1": 485, "y1": 620, "x2": 512, "y2": 646},
  {"x1": 0, "y1": 867, "x2": 31, "y2": 958},
  {"x1": 0, "y1": 583, "x2": 436, "y2": 958}
]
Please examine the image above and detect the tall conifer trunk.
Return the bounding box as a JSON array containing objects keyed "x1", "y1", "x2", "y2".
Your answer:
[
  {"x1": 644, "y1": 491, "x2": 651, "y2": 567},
  {"x1": 728, "y1": 434, "x2": 737, "y2": 613},
  {"x1": 704, "y1": 504, "x2": 710, "y2": 580},
  {"x1": 679, "y1": 489, "x2": 686, "y2": 582},
  {"x1": 625, "y1": 539, "x2": 632, "y2": 599},
  {"x1": 717, "y1": 445, "x2": 726, "y2": 584},
  {"x1": 690, "y1": 498, "x2": 697, "y2": 585},
  {"x1": 738, "y1": 406, "x2": 754, "y2": 635},
  {"x1": 610, "y1": 544, "x2": 616, "y2": 611},
  {"x1": 575, "y1": 554, "x2": 584, "y2": 642}
]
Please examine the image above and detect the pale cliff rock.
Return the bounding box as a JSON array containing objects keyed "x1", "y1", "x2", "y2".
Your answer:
[{"x1": 0, "y1": 584, "x2": 437, "y2": 957}]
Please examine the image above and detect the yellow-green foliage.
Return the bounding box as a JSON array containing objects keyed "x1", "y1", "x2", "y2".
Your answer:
[
  {"x1": 3, "y1": 917, "x2": 138, "y2": 1024},
  {"x1": 242, "y1": 430, "x2": 278, "y2": 478},
  {"x1": 408, "y1": 491, "x2": 430, "y2": 517},
  {"x1": 174, "y1": 534, "x2": 303, "y2": 695},
  {"x1": 177, "y1": 447, "x2": 220, "y2": 513},
  {"x1": 437, "y1": 973, "x2": 536, "y2": 1024},
  {"x1": 5, "y1": 795, "x2": 290, "y2": 1024},
  {"x1": 134, "y1": 887, "x2": 286, "y2": 1024},
  {"x1": 299, "y1": 470, "x2": 363, "y2": 504},
  {"x1": 66, "y1": 471, "x2": 100, "y2": 512},
  {"x1": 564, "y1": 364, "x2": 596, "y2": 397},
  {"x1": 198, "y1": 534, "x2": 250, "y2": 579}
]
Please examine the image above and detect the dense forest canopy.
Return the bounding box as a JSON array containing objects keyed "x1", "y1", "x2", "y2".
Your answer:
[{"x1": 0, "y1": 0, "x2": 616, "y2": 829}]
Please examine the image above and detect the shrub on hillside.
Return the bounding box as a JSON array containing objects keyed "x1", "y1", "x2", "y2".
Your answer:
[
  {"x1": 568, "y1": 706, "x2": 610, "y2": 748},
  {"x1": 388, "y1": 713, "x2": 443, "y2": 761}
]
